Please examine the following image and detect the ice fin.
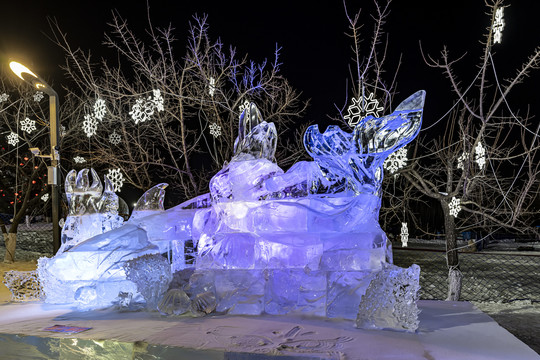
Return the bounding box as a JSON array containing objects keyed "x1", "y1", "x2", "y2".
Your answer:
[
  {"x1": 65, "y1": 169, "x2": 77, "y2": 204},
  {"x1": 133, "y1": 183, "x2": 168, "y2": 212}
]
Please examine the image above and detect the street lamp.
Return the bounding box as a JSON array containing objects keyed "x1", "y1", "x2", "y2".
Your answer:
[{"x1": 9, "y1": 61, "x2": 61, "y2": 254}]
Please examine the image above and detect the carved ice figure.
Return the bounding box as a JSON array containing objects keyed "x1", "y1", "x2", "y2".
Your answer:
[
  {"x1": 59, "y1": 168, "x2": 126, "y2": 253},
  {"x1": 355, "y1": 264, "x2": 421, "y2": 332},
  {"x1": 186, "y1": 92, "x2": 424, "y2": 325},
  {"x1": 37, "y1": 92, "x2": 425, "y2": 324},
  {"x1": 37, "y1": 173, "x2": 177, "y2": 309}
]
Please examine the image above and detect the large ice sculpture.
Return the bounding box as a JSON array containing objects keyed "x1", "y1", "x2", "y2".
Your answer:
[
  {"x1": 184, "y1": 91, "x2": 425, "y2": 327},
  {"x1": 37, "y1": 92, "x2": 424, "y2": 329}
]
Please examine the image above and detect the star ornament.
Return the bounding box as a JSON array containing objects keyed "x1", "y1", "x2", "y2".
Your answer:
[
  {"x1": 492, "y1": 7, "x2": 505, "y2": 44},
  {"x1": 7, "y1": 132, "x2": 19, "y2": 146},
  {"x1": 73, "y1": 156, "x2": 86, "y2": 164},
  {"x1": 344, "y1": 92, "x2": 384, "y2": 127},
  {"x1": 400, "y1": 222, "x2": 409, "y2": 247},
  {"x1": 93, "y1": 98, "x2": 107, "y2": 121},
  {"x1": 82, "y1": 114, "x2": 98, "y2": 137},
  {"x1": 448, "y1": 197, "x2": 461, "y2": 218},
  {"x1": 384, "y1": 147, "x2": 408, "y2": 175},
  {"x1": 33, "y1": 91, "x2": 44, "y2": 102},
  {"x1": 106, "y1": 168, "x2": 124, "y2": 192},
  {"x1": 20, "y1": 117, "x2": 36, "y2": 134},
  {"x1": 109, "y1": 130, "x2": 121, "y2": 145},
  {"x1": 209, "y1": 122, "x2": 221, "y2": 138},
  {"x1": 209, "y1": 77, "x2": 216, "y2": 97},
  {"x1": 475, "y1": 143, "x2": 486, "y2": 170}
]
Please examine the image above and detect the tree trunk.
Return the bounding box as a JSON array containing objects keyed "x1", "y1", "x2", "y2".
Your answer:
[
  {"x1": 4, "y1": 233, "x2": 16, "y2": 263},
  {"x1": 441, "y1": 199, "x2": 462, "y2": 301}
]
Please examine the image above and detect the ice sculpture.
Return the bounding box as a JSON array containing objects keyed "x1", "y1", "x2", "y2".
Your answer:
[
  {"x1": 37, "y1": 92, "x2": 424, "y2": 330},
  {"x1": 124, "y1": 254, "x2": 172, "y2": 310},
  {"x1": 59, "y1": 169, "x2": 126, "y2": 253},
  {"x1": 186, "y1": 91, "x2": 425, "y2": 327},
  {"x1": 355, "y1": 264, "x2": 421, "y2": 332},
  {"x1": 37, "y1": 175, "x2": 175, "y2": 309}
]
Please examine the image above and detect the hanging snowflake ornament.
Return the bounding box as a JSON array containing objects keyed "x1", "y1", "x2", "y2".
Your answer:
[
  {"x1": 41, "y1": 193, "x2": 49, "y2": 202},
  {"x1": 209, "y1": 77, "x2": 216, "y2": 97},
  {"x1": 384, "y1": 147, "x2": 408, "y2": 175},
  {"x1": 33, "y1": 91, "x2": 44, "y2": 102},
  {"x1": 400, "y1": 222, "x2": 409, "y2": 248},
  {"x1": 7, "y1": 132, "x2": 19, "y2": 146},
  {"x1": 492, "y1": 7, "x2": 505, "y2": 44},
  {"x1": 130, "y1": 98, "x2": 155, "y2": 124},
  {"x1": 151, "y1": 89, "x2": 164, "y2": 112},
  {"x1": 73, "y1": 156, "x2": 86, "y2": 164},
  {"x1": 448, "y1": 197, "x2": 461, "y2": 218},
  {"x1": 60, "y1": 125, "x2": 66, "y2": 137},
  {"x1": 344, "y1": 92, "x2": 384, "y2": 127},
  {"x1": 239, "y1": 100, "x2": 250, "y2": 113},
  {"x1": 0, "y1": 93, "x2": 9, "y2": 103},
  {"x1": 20, "y1": 117, "x2": 36, "y2": 134},
  {"x1": 109, "y1": 130, "x2": 121, "y2": 145},
  {"x1": 475, "y1": 142, "x2": 486, "y2": 170},
  {"x1": 106, "y1": 168, "x2": 124, "y2": 192},
  {"x1": 82, "y1": 114, "x2": 98, "y2": 137},
  {"x1": 457, "y1": 152, "x2": 470, "y2": 170},
  {"x1": 209, "y1": 122, "x2": 221, "y2": 138},
  {"x1": 93, "y1": 98, "x2": 107, "y2": 121}
]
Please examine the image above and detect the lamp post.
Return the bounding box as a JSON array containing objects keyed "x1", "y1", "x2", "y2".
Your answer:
[{"x1": 9, "y1": 61, "x2": 61, "y2": 254}]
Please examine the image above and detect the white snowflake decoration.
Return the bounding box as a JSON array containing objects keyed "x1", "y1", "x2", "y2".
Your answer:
[
  {"x1": 73, "y1": 156, "x2": 86, "y2": 164},
  {"x1": 0, "y1": 93, "x2": 9, "y2": 103},
  {"x1": 344, "y1": 92, "x2": 384, "y2": 127},
  {"x1": 82, "y1": 114, "x2": 98, "y2": 137},
  {"x1": 20, "y1": 117, "x2": 36, "y2": 134},
  {"x1": 7, "y1": 132, "x2": 19, "y2": 146},
  {"x1": 475, "y1": 142, "x2": 486, "y2": 170},
  {"x1": 106, "y1": 168, "x2": 124, "y2": 192},
  {"x1": 151, "y1": 89, "x2": 164, "y2": 112},
  {"x1": 400, "y1": 222, "x2": 409, "y2": 248},
  {"x1": 209, "y1": 122, "x2": 221, "y2": 138},
  {"x1": 60, "y1": 125, "x2": 66, "y2": 137},
  {"x1": 130, "y1": 98, "x2": 155, "y2": 124},
  {"x1": 457, "y1": 152, "x2": 470, "y2": 170},
  {"x1": 492, "y1": 7, "x2": 505, "y2": 44},
  {"x1": 239, "y1": 100, "x2": 250, "y2": 114},
  {"x1": 209, "y1": 77, "x2": 216, "y2": 97},
  {"x1": 448, "y1": 197, "x2": 461, "y2": 218},
  {"x1": 93, "y1": 98, "x2": 107, "y2": 121},
  {"x1": 41, "y1": 193, "x2": 49, "y2": 202},
  {"x1": 109, "y1": 130, "x2": 121, "y2": 145},
  {"x1": 384, "y1": 147, "x2": 408, "y2": 174},
  {"x1": 33, "y1": 91, "x2": 44, "y2": 102}
]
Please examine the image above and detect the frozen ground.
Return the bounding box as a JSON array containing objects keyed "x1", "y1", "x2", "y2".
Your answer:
[{"x1": 1, "y1": 246, "x2": 539, "y2": 355}]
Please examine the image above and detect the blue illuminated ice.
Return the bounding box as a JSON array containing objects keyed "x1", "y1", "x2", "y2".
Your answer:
[{"x1": 38, "y1": 92, "x2": 424, "y2": 330}]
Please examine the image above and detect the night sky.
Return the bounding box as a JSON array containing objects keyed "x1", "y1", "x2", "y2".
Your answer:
[{"x1": 0, "y1": 1, "x2": 539, "y2": 131}]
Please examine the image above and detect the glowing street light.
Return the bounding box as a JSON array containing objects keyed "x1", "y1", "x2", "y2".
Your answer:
[{"x1": 9, "y1": 60, "x2": 61, "y2": 253}]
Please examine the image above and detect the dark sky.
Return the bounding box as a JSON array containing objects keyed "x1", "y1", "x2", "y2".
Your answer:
[{"x1": 0, "y1": 1, "x2": 539, "y2": 130}]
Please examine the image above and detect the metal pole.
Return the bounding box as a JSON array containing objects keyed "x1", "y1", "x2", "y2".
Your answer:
[{"x1": 49, "y1": 93, "x2": 60, "y2": 254}]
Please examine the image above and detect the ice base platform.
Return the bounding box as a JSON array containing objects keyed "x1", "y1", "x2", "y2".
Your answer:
[{"x1": 0, "y1": 300, "x2": 538, "y2": 360}]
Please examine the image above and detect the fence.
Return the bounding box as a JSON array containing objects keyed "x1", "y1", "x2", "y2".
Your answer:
[{"x1": 393, "y1": 247, "x2": 540, "y2": 302}]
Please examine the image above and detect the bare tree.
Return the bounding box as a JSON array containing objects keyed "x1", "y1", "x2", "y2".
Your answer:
[
  {"x1": 398, "y1": 0, "x2": 540, "y2": 300},
  {"x1": 50, "y1": 12, "x2": 307, "y2": 204},
  {"x1": 0, "y1": 68, "x2": 52, "y2": 263},
  {"x1": 334, "y1": 0, "x2": 399, "y2": 128}
]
